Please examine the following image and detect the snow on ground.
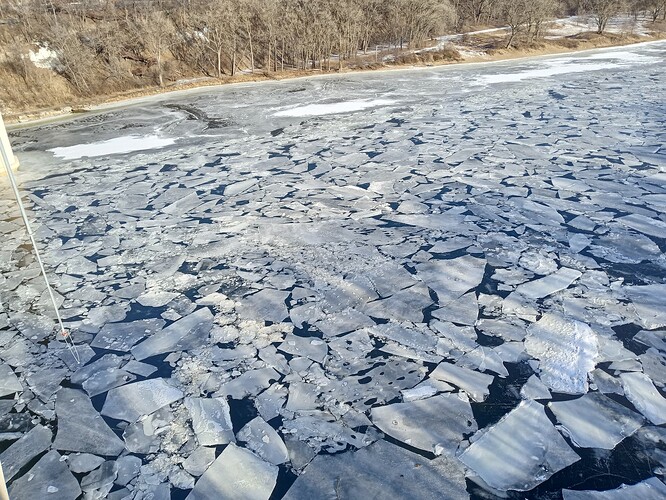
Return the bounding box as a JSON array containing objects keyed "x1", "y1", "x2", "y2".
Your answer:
[{"x1": 1, "y1": 40, "x2": 666, "y2": 499}]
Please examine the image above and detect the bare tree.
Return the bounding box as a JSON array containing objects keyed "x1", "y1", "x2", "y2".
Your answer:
[{"x1": 585, "y1": 0, "x2": 625, "y2": 33}]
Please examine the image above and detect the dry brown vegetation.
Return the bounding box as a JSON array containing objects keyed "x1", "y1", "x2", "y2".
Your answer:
[{"x1": 0, "y1": 0, "x2": 664, "y2": 120}]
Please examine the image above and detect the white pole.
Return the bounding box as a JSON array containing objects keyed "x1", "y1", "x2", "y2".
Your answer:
[
  {"x1": 0, "y1": 461, "x2": 10, "y2": 500},
  {"x1": 0, "y1": 113, "x2": 80, "y2": 364}
]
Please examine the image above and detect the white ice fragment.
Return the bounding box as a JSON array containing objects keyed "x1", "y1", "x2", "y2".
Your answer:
[
  {"x1": 459, "y1": 400, "x2": 580, "y2": 492},
  {"x1": 185, "y1": 397, "x2": 235, "y2": 446},
  {"x1": 237, "y1": 417, "x2": 289, "y2": 465},
  {"x1": 548, "y1": 392, "x2": 643, "y2": 449},
  {"x1": 476, "y1": 60, "x2": 622, "y2": 85},
  {"x1": 371, "y1": 393, "x2": 477, "y2": 455},
  {"x1": 617, "y1": 213, "x2": 666, "y2": 239},
  {"x1": 401, "y1": 385, "x2": 437, "y2": 401},
  {"x1": 459, "y1": 346, "x2": 509, "y2": 377},
  {"x1": 8, "y1": 451, "x2": 81, "y2": 500},
  {"x1": 91, "y1": 318, "x2": 164, "y2": 352},
  {"x1": 429, "y1": 362, "x2": 494, "y2": 402},
  {"x1": 284, "y1": 439, "x2": 468, "y2": 499},
  {"x1": 67, "y1": 453, "x2": 105, "y2": 474},
  {"x1": 569, "y1": 234, "x2": 591, "y2": 253},
  {"x1": 101, "y1": 378, "x2": 184, "y2": 422},
  {"x1": 183, "y1": 447, "x2": 216, "y2": 477},
  {"x1": 0, "y1": 425, "x2": 53, "y2": 482},
  {"x1": 187, "y1": 443, "x2": 278, "y2": 500},
  {"x1": 513, "y1": 267, "x2": 582, "y2": 300},
  {"x1": 131, "y1": 307, "x2": 214, "y2": 360},
  {"x1": 417, "y1": 255, "x2": 486, "y2": 302},
  {"x1": 53, "y1": 388, "x2": 125, "y2": 456},
  {"x1": 215, "y1": 368, "x2": 279, "y2": 399},
  {"x1": 238, "y1": 289, "x2": 289, "y2": 323},
  {"x1": 619, "y1": 372, "x2": 666, "y2": 425},
  {"x1": 432, "y1": 292, "x2": 479, "y2": 326},
  {"x1": 525, "y1": 313, "x2": 598, "y2": 394},
  {"x1": 136, "y1": 290, "x2": 179, "y2": 307},
  {"x1": 563, "y1": 477, "x2": 666, "y2": 499},
  {"x1": 278, "y1": 334, "x2": 328, "y2": 363},
  {"x1": 520, "y1": 375, "x2": 551, "y2": 400},
  {"x1": 0, "y1": 364, "x2": 23, "y2": 396},
  {"x1": 624, "y1": 284, "x2": 666, "y2": 329}
]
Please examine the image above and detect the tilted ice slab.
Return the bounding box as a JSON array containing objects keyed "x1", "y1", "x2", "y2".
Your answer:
[
  {"x1": 619, "y1": 372, "x2": 666, "y2": 425},
  {"x1": 131, "y1": 307, "x2": 214, "y2": 360},
  {"x1": 285, "y1": 438, "x2": 469, "y2": 500},
  {"x1": 371, "y1": 393, "x2": 477, "y2": 456},
  {"x1": 49, "y1": 135, "x2": 175, "y2": 159},
  {"x1": 187, "y1": 443, "x2": 278, "y2": 500},
  {"x1": 416, "y1": 255, "x2": 486, "y2": 303},
  {"x1": 274, "y1": 99, "x2": 394, "y2": 117},
  {"x1": 562, "y1": 478, "x2": 666, "y2": 499},
  {"x1": 185, "y1": 397, "x2": 235, "y2": 446},
  {"x1": 0, "y1": 425, "x2": 52, "y2": 483},
  {"x1": 513, "y1": 267, "x2": 582, "y2": 299},
  {"x1": 624, "y1": 284, "x2": 666, "y2": 330},
  {"x1": 101, "y1": 378, "x2": 184, "y2": 422},
  {"x1": 429, "y1": 362, "x2": 494, "y2": 402},
  {"x1": 8, "y1": 450, "x2": 81, "y2": 500},
  {"x1": 548, "y1": 392, "x2": 644, "y2": 449},
  {"x1": 459, "y1": 400, "x2": 580, "y2": 492},
  {"x1": 237, "y1": 416, "x2": 289, "y2": 465},
  {"x1": 0, "y1": 363, "x2": 22, "y2": 396},
  {"x1": 525, "y1": 313, "x2": 598, "y2": 394},
  {"x1": 53, "y1": 388, "x2": 125, "y2": 456}
]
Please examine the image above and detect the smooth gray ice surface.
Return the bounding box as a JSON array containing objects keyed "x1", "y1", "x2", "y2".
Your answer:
[{"x1": 284, "y1": 438, "x2": 469, "y2": 500}]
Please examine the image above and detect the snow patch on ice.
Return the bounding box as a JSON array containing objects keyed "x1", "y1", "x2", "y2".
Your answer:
[
  {"x1": 49, "y1": 135, "x2": 176, "y2": 160},
  {"x1": 274, "y1": 99, "x2": 395, "y2": 117},
  {"x1": 525, "y1": 313, "x2": 598, "y2": 394},
  {"x1": 478, "y1": 61, "x2": 622, "y2": 85}
]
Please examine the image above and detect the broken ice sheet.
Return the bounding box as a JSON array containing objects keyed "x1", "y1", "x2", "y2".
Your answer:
[
  {"x1": 524, "y1": 313, "x2": 598, "y2": 394},
  {"x1": 371, "y1": 393, "x2": 477, "y2": 456},
  {"x1": 237, "y1": 288, "x2": 289, "y2": 323},
  {"x1": 131, "y1": 307, "x2": 213, "y2": 360},
  {"x1": 54, "y1": 388, "x2": 125, "y2": 456},
  {"x1": 624, "y1": 284, "x2": 666, "y2": 329},
  {"x1": 562, "y1": 477, "x2": 666, "y2": 499},
  {"x1": 101, "y1": 378, "x2": 184, "y2": 422},
  {"x1": 432, "y1": 292, "x2": 478, "y2": 326},
  {"x1": 8, "y1": 450, "x2": 81, "y2": 500},
  {"x1": 619, "y1": 372, "x2": 666, "y2": 425},
  {"x1": 185, "y1": 397, "x2": 234, "y2": 446},
  {"x1": 416, "y1": 255, "x2": 486, "y2": 302},
  {"x1": 429, "y1": 362, "x2": 494, "y2": 402},
  {"x1": 237, "y1": 416, "x2": 289, "y2": 465},
  {"x1": 459, "y1": 400, "x2": 580, "y2": 492},
  {"x1": 513, "y1": 267, "x2": 582, "y2": 300},
  {"x1": 91, "y1": 318, "x2": 165, "y2": 351},
  {"x1": 0, "y1": 363, "x2": 22, "y2": 396},
  {"x1": 278, "y1": 334, "x2": 327, "y2": 363},
  {"x1": 284, "y1": 438, "x2": 469, "y2": 500},
  {"x1": 187, "y1": 443, "x2": 278, "y2": 500},
  {"x1": 0, "y1": 424, "x2": 52, "y2": 482},
  {"x1": 548, "y1": 392, "x2": 643, "y2": 449}
]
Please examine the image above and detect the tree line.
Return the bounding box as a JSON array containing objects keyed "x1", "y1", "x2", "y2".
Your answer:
[{"x1": 0, "y1": 0, "x2": 663, "y2": 111}]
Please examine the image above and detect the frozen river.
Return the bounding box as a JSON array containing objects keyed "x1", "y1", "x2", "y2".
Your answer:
[{"x1": 2, "y1": 41, "x2": 666, "y2": 499}]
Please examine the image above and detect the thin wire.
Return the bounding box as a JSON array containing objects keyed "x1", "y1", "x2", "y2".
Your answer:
[{"x1": 0, "y1": 133, "x2": 80, "y2": 364}]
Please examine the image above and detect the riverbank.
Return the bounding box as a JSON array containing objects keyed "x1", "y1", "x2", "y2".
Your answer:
[{"x1": 6, "y1": 26, "x2": 665, "y2": 129}]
